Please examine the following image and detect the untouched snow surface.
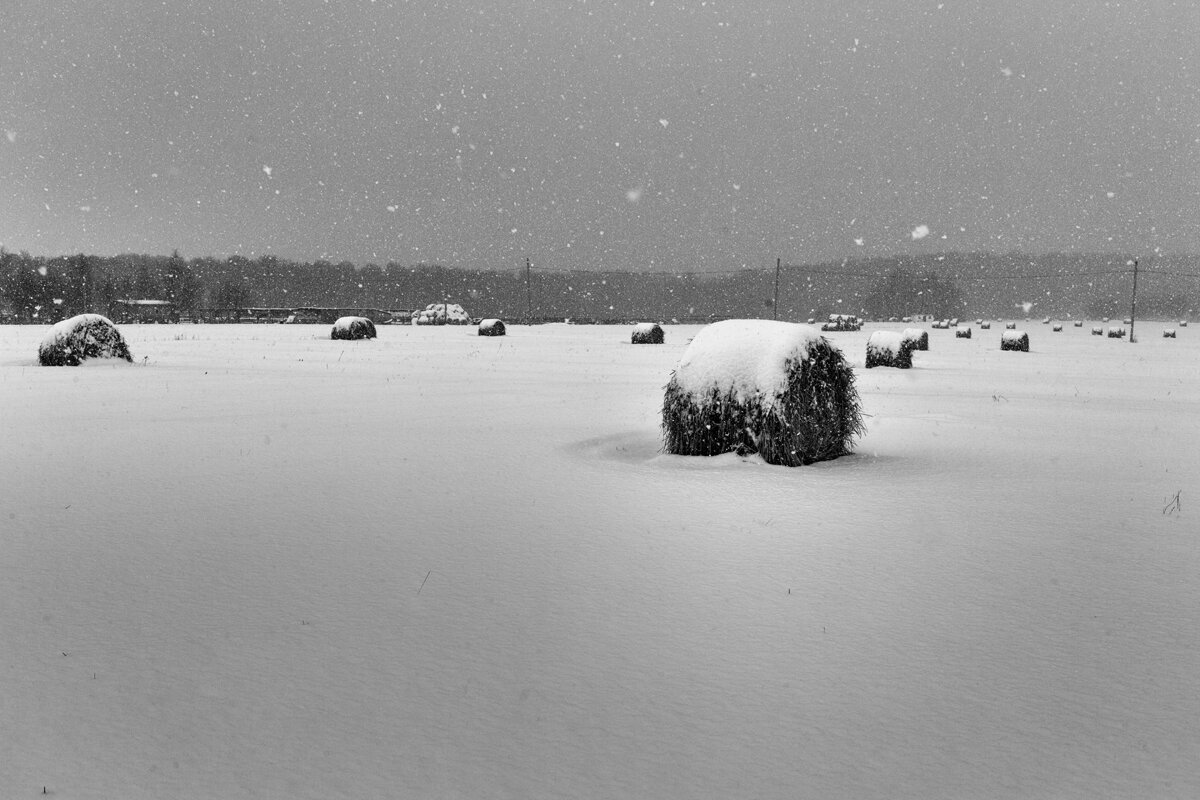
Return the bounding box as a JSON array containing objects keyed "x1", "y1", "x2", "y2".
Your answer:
[{"x1": 2, "y1": 321, "x2": 1199, "y2": 799}]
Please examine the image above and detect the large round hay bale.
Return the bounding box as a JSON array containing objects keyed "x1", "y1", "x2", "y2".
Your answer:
[
  {"x1": 901, "y1": 328, "x2": 929, "y2": 351},
  {"x1": 478, "y1": 318, "x2": 506, "y2": 336},
  {"x1": 865, "y1": 330, "x2": 915, "y2": 368},
  {"x1": 38, "y1": 314, "x2": 133, "y2": 366},
  {"x1": 331, "y1": 316, "x2": 377, "y2": 340},
  {"x1": 662, "y1": 319, "x2": 863, "y2": 466},
  {"x1": 631, "y1": 322, "x2": 665, "y2": 344},
  {"x1": 955, "y1": 326, "x2": 973, "y2": 339},
  {"x1": 1001, "y1": 330, "x2": 1030, "y2": 351}
]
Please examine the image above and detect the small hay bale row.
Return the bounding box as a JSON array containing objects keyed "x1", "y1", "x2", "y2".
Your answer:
[
  {"x1": 901, "y1": 328, "x2": 929, "y2": 351},
  {"x1": 1000, "y1": 330, "x2": 1029, "y2": 352},
  {"x1": 930, "y1": 320, "x2": 950, "y2": 329},
  {"x1": 865, "y1": 330, "x2": 915, "y2": 368},
  {"x1": 331, "y1": 316, "x2": 376, "y2": 340},
  {"x1": 38, "y1": 314, "x2": 133, "y2": 366},
  {"x1": 662, "y1": 319, "x2": 864, "y2": 467},
  {"x1": 1091, "y1": 326, "x2": 1103, "y2": 335},
  {"x1": 478, "y1": 318, "x2": 506, "y2": 336},
  {"x1": 955, "y1": 327, "x2": 972, "y2": 339},
  {"x1": 1163, "y1": 328, "x2": 1177, "y2": 338},
  {"x1": 631, "y1": 322, "x2": 665, "y2": 344},
  {"x1": 1107, "y1": 327, "x2": 1126, "y2": 339}
]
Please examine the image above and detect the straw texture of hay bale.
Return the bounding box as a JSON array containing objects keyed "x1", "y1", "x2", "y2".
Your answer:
[
  {"x1": 38, "y1": 314, "x2": 133, "y2": 366},
  {"x1": 955, "y1": 327, "x2": 972, "y2": 339},
  {"x1": 331, "y1": 316, "x2": 377, "y2": 340},
  {"x1": 865, "y1": 330, "x2": 915, "y2": 368},
  {"x1": 631, "y1": 322, "x2": 665, "y2": 344},
  {"x1": 901, "y1": 328, "x2": 929, "y2": 351},
  {"x1": 662, "y1": 319, "x2": 863, "y2": 466},
  {"x1": 1001, "y1": 330, "x2": 1030, "y2": 351},
  {"x1": 1107, "y1": 327, "x2": 1126, "y2": 339},
  {"x1": 478, "y1": 318, "x2": 506, "y2": 336}
]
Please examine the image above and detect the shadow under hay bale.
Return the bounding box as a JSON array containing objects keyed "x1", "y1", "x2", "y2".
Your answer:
[
  {"x1": 38, "y1": 314, "x2": 133, "y2": 366},
  {"x1": 1001, "y1": 330, "x2": 1030, "y2": 351},
  {"x1": 478, "y1": 318, "x2": 506, "y2": 336},
  {"x1": 865, "y1": 330, "x2": 914, "y2": 368},
  {"x1": 331, "y1": 316, "x2": 377, "y2": 340},
  {"x1": 631, "y1": 322, "x2": 665, "y2": 344},
  {"x1": 901, "y1": 328, "x2": 929, "y2": 351},
  {"x1": 955, "y1": 327, "x2": 973, "y2": 339},
  {"x1": 662, "y1": 319, "x2": 863, "y2": 467}
]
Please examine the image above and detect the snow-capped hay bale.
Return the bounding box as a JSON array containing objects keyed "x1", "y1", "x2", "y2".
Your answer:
[
  {"x1": 38, "y1": 314, "x2": 133, "y2": 366},
  {"x1": 477, "y1": 318, "x2": 506, "y2": 336},
  {"x1": 1074, "y1": 320, "x2": 1084, "y2": 327},
  {"x1": 1001, "y1": 330, "x2": 1029, "y2": 352},
  {"x1": 631, "y1": 322, "x2": 665, "y2": 344},
  {"x1": 901, "y1": 328, "x2": 929, "y2": 351},
  {"x1": 1052, "y1": 323, "x2": 1063, "y2": 332},
  {"x1": 662, "y1": 319, "x2": 863, "y2": 466},
  {"x1": 1180, "y1": 320, "x2": 1189, "y2": 327},
  {"x1": 955, "y1": 327, "x2": 973, "y2": 339},
  {"x1": 331, "y1": 316, "x2": 377, "y2": 340},
  {"x1": 1091, "y1": 326, "x2": 1103, "y2": 335},
  {"x1": 1163, "y1": 328, "x2": 1177, "y2": 338},
  {"x1": 1106, "y1": 327, "x2": 1126, "y2": 339},
  {"x1": 865, "y1": 330, "x2": 914, "y2": 368},
  {"x1": 980, "y1": 321, "x2": 992, "y2": 330},
  {"x1": 1005, "y1": 321, "x2": 1017, "y2": 330}
]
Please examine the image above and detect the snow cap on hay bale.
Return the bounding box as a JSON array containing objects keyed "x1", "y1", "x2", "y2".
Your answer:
[
  {"x1": 901, "y1": 327, "x2": 929, "y2": 351},
  {"x1": 662, "y1": 319, "x2": 863, "y2": 466},
  {"x1": 331, "y1": 316, "x2": 376, "y2": 340},
  {"x1": 955, "y1": 326, "x2": 973, "y2": 339},
  {"x1": 865, "y1": 330, "x2": 914, "y2": 368},
  {"x1": 631, "y1": 322, "x2": 665, "y2": 344},
  {"x1": 1163, "y1": 328, "x2": 1177, "y2": 338},
  {"x1": 1107, "y1": 327, "x2": 1126, "y2": 338},
  {"x1": 1000, "y1": 330, "x2": 1029, "y2": 351},
  {"x1": 478, "y1": 318, "x2": 506, "y2": 336},
  {"x1": 38, "y1": 314, "x2": 133, "y2": 366}
]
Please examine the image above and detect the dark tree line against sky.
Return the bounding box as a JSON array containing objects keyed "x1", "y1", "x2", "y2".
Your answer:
[{"x1": 2, "y1": 250, "x2": 1196, "y2": 324}]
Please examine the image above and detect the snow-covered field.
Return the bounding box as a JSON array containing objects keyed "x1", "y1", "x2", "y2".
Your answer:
[{"x1": 2, "y1": 320, "x2": 1197, "y2": 799}]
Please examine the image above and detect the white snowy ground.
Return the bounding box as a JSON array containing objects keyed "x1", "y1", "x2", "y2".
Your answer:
[{"x1": 1, "y1": 320, "x2": 1197, "y2": 799}]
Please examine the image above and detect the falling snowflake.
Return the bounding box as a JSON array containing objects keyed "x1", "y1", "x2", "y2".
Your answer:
[
  {"x1": 262, "y1": 165, "x2": 272, "y2": 177},
  {"x1": 911, "y1": 224, "x2": 930, "y2": 240}
]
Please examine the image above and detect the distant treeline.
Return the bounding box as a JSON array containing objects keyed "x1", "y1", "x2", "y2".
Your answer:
[{"x1": 1, "y1": 248, "x2": 1196, "y2": 323}]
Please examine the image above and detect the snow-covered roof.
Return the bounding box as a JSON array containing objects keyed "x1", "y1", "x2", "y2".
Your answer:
[{"x1": 671, "y1": 319, "x2": 826, "y2": 402}]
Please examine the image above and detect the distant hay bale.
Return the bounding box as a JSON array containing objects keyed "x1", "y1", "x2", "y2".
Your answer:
[
  {"x1": 901, "y1": 327, "x2": 929, "y2": 351},
  {"x1": 1052, "y1": 323, "x2": 1063, "y2": 332},
  {"x1": 980, "y1": 321, "x2": 992, "y2": 330},
  {"x1": 1000, "y1": 330, "x2": 1029, "y2": 352},
  {"x1": 1005, "y1": 321, "x2": 1017, "y2": 330},
  {"x1": 478, "y1": 318, "x2": 506, "y2": 336},
  {"x1": 1106, "y1": 327, "x2": 1126, "y2": 339},
  {"x1": 865, "y1": 330, "x2": 915, "y2": 368},
  {"x1": 662, "y1": 319, "x2": 863, "y2": 466},
  {"x1": 1180, "y1": 320, "x2": 1189, "y2": 327},
  {"x1": 331, "y1": 316, "x2": 377, "y2": 340},
  {"x1": 38, "y1": 314, "x2": 133, "y2": 366},
  {"x1": 955, "y1": 327, "x2": 973, "y2": 339},
  {"x1": 631, "y1": 322, "x2": 665, "y2": 344},
  {"x1": 1091, "y1": 326, "x2": 1103, "y2": 335},
  {"x1": 1163, "y1": 328, "x2": 1177, "y2": 338},
  {"x1": 1073, "y1": 320, "x2": 1084, "y2": 327}
]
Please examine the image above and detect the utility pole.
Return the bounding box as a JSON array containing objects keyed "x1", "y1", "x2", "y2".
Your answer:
[
  {"x1": 1129, "y1": 258, "x2": 1139, "y2": 343},
  {"x1": 773, "y1": 257, "x2": 782, "y2": 320},
  {"x1": 525, "y1": 257, "x2": 532, "y2": 326}
]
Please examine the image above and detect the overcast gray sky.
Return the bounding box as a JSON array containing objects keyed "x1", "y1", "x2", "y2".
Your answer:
[{"x1": 2, "y1": 0, "x2": 1197, "y2": 271}]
